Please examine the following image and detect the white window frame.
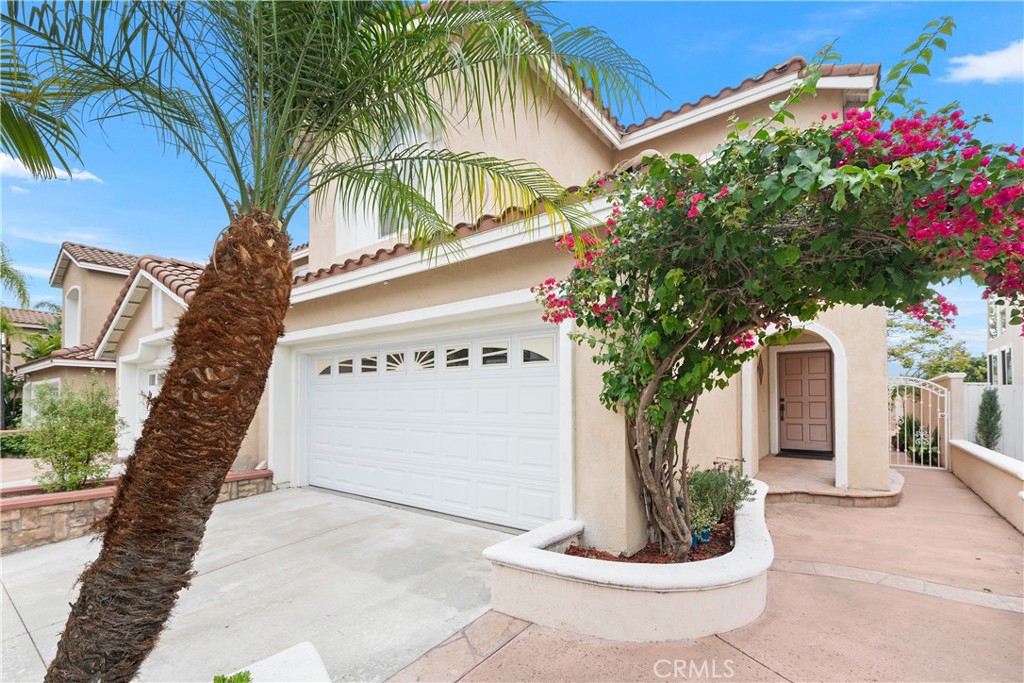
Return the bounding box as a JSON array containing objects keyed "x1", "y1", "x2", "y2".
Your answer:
[
  {"x1": 64, "y1": 286, "x2": 82, "y2": 347},
  {"x1": 22, "y1": 377, "x2": 62, "y2": 424}
]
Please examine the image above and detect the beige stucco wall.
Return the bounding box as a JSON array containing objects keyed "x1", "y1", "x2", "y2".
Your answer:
[
  {"x1": 60, "y1": 264, "x2": 129, "y2": 348},
  {"x1": 685, "y1": 374, "x2": 743, "y2": 472},
  {"x1": 617, "y1": 92, "x2": 847, "y2": 162},
  {"x1": 816, "y1": 305, "x2": 890, "y2": 490},
  {"x1": 21, "y1": 365, "x2": 114, "y2": 393},
  {"x1": 949, "y1": 441, "x2": 1024, "y2": 533},
  {"x1": 307, "y1": 87, "x2": 615, "y2": 272}
]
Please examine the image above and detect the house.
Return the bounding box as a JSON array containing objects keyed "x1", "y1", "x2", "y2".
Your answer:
[
  {"x1": 14, "y1": 243, "x2": 140, "y2": 415},
  {"x1": 987, "y1": 300, "x2": 1020, "y2": 385},
  {"x1": 1, "y1": 307, "x2": 59, "y2": 375},
  {"x1": 88, "y1": 57, "x2": 890, "y2": 554}
]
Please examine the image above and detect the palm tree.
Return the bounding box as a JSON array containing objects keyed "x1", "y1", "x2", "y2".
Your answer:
[
  {"x1": 5, "y1": 2, "x2": 652, "y2": 680},
  {"x1": 1, "y1": 38, "x2": 78, "y2": 178}
]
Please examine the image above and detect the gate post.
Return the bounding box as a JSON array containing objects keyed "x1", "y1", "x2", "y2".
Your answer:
[{"x1": 932, "y1": 373, "x2": 966, "y2": 441}]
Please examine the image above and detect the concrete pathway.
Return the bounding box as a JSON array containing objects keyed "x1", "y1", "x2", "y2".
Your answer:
[
  {"x1": 1, "y1": 488, "x2": 510, "y2": 683},
  {"x1": 393, "y1": 469, "x2": 1024, "y2": 683},
  {"x1": 0, "y1": 458, "x2": 38, "y2": 486}
]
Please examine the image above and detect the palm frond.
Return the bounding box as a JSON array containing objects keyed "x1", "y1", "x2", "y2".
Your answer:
[{"x1": 6, "y1": 1, "x2": 654, "y2": 238}]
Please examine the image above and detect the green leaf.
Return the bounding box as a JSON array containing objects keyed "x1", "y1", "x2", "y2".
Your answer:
[
  {"x1": 642, "y1": 331, "x2": 661, "y2": 349},
  {"x1": 909, "y1": 63, "x2": 930, "y2": 76},
  {"x1": 794, "y1": 169, "x2": 815, "y2": 192},
  {"x1": 773, "y1": 246, "x2": 800, "y2": 266}
]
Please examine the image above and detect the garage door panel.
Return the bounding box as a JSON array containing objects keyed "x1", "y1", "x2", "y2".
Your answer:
[
  {"x1": 517, "y1": 436, "x2": 559, "y2": 474},
  {"x1": 306, "y1": 327, "x2": 562, "y2": 530}
]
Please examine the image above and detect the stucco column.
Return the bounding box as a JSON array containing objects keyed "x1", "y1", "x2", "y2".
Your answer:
[
  {"x1": 572, "y1": 345, "x2": 647, "y2": 554},
  {"x1": 931, "y1": 372, "x2": 966, "y2": 442}
]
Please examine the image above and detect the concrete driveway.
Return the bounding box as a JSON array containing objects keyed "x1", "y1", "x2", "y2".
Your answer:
[{"x1": 2, "y1": 487, "x2": 510, "y2": 682}]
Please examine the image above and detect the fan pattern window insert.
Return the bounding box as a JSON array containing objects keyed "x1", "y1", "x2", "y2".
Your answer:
[
  {"x1": 386, "y1": 352, "x2": 406, "y2": 373},
  {"x1": 412, "y1": 349, "x2": 436, "y2": 371},
  {"x1": 361, "y1": 355, "x2": 378, "y2": 374}
]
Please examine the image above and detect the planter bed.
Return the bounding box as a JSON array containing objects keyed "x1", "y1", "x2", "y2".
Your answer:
[
  {"x1": 0, "y1": 469, "x2": 273, "y2": 554},
  {"x1": 483, "y1": 480, "x2": 772, "y2": 642}
]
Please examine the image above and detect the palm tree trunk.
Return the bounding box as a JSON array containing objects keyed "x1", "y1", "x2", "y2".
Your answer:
[{"x1": 46, "y1": 210, "x2": 292, "y2": 683}]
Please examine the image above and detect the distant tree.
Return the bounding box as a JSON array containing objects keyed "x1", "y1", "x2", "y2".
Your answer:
[
  {"x1": 887, "y1": 311, "x2": 986, "y2": 381},
  {"x1": 975, "y1": 387, "x2": 1002, "y2": 450},
  {"x1": 18, "y1": 316, "x2": 62, "y2": 361}
]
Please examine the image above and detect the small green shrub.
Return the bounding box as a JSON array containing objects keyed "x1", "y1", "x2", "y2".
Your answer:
[
  {"x1": 975, "y1": 387, "x2": 1003, "y2": 451},
  {"x1": 892, "y1": 415, "x2": 923, "y2": 453},
  {"x1": 686, "y1": 464, "x2": 755, "y2": 522},
  {"x1": 25, "y1": 374, "x2": 122, "y2": 492},
  {"x1": 213, "y1": 671, "x2": 252, "y2": 683},
  {"x1": 0, "y1": 431, "x2": 31, "y2": 458},
  {"x1": 689, "y1": 499, "x2": 717, "y2": 531}
]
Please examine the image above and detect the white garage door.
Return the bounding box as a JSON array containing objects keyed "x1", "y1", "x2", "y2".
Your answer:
[{"x1": 305, "y1": 326, "x2": 561, "y2": 529}]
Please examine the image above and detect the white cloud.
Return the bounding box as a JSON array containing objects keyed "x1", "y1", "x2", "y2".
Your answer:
[
  {"x1": 3, "y1": 226, "x2": 118, "y2": 248},
  {"x1": 16, "y1": 264, "x2": 54, "y2": 279},
  {"x1": 8, "y1": 185, "x2": 29, "y2": 193},
  {"x1": 0, "y1": 152, "x2": 103, "y2": 184},
  {"x1": 942, "y1": 40, "x2": 1024, "y2": 85}
]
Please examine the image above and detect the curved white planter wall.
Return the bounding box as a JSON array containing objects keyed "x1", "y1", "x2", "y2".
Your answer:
[{"x1": 483, "y1": 480, "x2": 773, "y2": 642}]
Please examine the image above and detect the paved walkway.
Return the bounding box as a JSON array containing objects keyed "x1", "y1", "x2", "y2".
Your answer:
[
  {"x1": 2, "y1": 488, "x2": 509, "y2": 682},
  {"x1": 0, "y1": 458, "x2": 38, "y2": 486},
  {"x1": 393, "y1": 469, "x2": 1024, "y2": 683}
]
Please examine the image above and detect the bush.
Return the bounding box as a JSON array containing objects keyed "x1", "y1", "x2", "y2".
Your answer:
[
  {"x1": 892, "y1": 414, "x2": 923, "y2": 453},
  {"x1": 686, "y1": 464, "x2": 755, "y2": 522},
  {"x1": 0, "y1": 431, "x2": 31, "y2": 458},
  {"x1": 975, "y1": 387, "x2": 1003, "y2": 450},
  {"x1": 25, "y1": 375, "x2": 122, "y2": 492}
]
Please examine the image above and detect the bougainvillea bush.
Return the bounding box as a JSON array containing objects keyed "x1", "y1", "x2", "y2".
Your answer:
[{"x1": 536, "y1": 19, "x2": 1024, "y2": 559}]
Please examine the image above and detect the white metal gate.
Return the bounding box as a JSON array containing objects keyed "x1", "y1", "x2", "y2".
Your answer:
[{"x1": 888, "y1": 377, "x2": 950, "y2": 469}]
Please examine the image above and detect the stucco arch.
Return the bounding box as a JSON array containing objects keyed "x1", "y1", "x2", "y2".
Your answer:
[{"x1": 745, "y1": 321, "x2": 849, "y2": 488}]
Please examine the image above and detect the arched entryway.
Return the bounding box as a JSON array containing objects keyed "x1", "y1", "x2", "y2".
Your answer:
[{"x1": 743, "y1": 322, "x2": 849, "y2": 488}]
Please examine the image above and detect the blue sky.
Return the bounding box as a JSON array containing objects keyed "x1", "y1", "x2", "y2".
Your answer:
[{"x1": 2, "y1": 1, "x2": 1021, "y2": 354}]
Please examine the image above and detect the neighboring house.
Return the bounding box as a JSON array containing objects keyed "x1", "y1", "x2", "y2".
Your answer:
[
  {"x1": 92, "y1": 57, "x2": 889, "y2": 553},
  {"x1": 15, "y1": 243, "x2": 138, "y2": 415},
  {"x1": 987, "y1": 301, "x2": 1021, "y2": 385},
  {"x1": 1, "y1": 307, "x2": 59, "y2": 375}
]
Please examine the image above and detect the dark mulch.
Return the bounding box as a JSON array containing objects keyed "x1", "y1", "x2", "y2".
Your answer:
[{"x1": 565, "y1": 510, "x2": 735, "y2": 564}]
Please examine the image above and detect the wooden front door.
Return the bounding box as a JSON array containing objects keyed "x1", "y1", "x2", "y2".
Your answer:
[{"x1": 778, "y1": 351, "x2": 833, "y2": 452}]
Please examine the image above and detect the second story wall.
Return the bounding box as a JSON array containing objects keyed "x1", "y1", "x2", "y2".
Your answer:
[
  {"x1": 307, "y1": 88, "x2": 616, "y2": 272},
  {"x1": 61, "y1": 264, "x2": 130, "y2": 349}
]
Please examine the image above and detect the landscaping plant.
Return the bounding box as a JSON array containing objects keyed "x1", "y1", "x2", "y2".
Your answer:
[
  {"x1": 4, "y1": 2, "x2": 652, "y2": 678},
  {"x1": 24, "y1": 374, "x2": 121, "y2": 493},
  {"x1": 975, "y1": 386, "x2": 1003, "y2": 450},
  {"x1": 537, "y1": 19, "x2": 1023, "y2": 559}
]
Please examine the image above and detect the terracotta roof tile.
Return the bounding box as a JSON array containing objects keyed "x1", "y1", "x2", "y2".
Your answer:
[
  {"x1": 291, "y1": 242, "x2": 309, "y2": 253},
  {"x1": 1, "y1": 307, "x2": 58, "y2": 328},
  {"x1": 50, "y1": 344, "x2": 97, "y2": 361},
  {"x1": 620, "y1": 57, "x2": 880, "y2": 134},
  {"x1": 61, "y1": 242, "x2": 138, "y2": 271},
  {"x1": 93, "y1": 256, "x2": 204, "y2": 359}
]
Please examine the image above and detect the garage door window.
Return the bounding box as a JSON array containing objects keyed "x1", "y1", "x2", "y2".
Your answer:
[
  {"x1": 413, "y1": 349, "x2": 436, "y2": 371},
  {"x1": 361, "y1": 354, "x2": 378, "y2": 374},
  {"x1": 480, "y1": 341, "x2": 509, "y2": 367},
  {"x1": 522, "y1": 336, "x2": 555, "y2": 365},
  {"x1": 336, "y1": 357, "x2": 354, "y2": 375},
  {"x1": 315, "y1": 358, "x2": 332, "y2": 376},
  {"x1": 445, "y1": 345, "x2": 470, "y2": 369},
  {"x1": 386, "y1": 352, "x2": 406, "y2": 373}
]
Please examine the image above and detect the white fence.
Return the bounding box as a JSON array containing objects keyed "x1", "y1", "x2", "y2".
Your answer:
[{"x1": 963, "y1": 383, "x2": 1023, "y2": 461}]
